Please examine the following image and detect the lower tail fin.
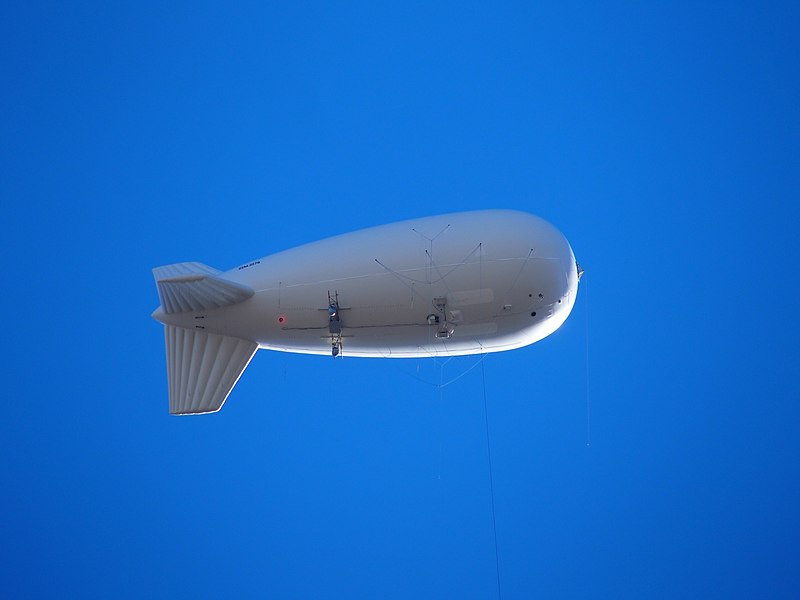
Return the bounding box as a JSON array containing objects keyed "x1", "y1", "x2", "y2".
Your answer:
[{"x1": 163, "y1": 324, "x2": 257, "y2": 415}]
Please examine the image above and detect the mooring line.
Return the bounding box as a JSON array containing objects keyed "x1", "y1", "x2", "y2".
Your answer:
[
  {"x1": 481, "y1": 359, "x2": 502, "y2": 600},
  {"x1": 584, "y1": 275, "x2": 590, "y2": 447}
]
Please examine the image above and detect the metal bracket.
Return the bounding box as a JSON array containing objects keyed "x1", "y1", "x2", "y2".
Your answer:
[
  {"x1": 431, "y1": 296, "x2": 454, "y2": 339},
  {"x1": 327, "y1": 291, "x2": 343, "y2": 357}
]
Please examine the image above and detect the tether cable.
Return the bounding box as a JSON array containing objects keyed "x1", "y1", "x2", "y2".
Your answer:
[{"x1": 481, "y1": 359, "x2": 502, "y2": 600}]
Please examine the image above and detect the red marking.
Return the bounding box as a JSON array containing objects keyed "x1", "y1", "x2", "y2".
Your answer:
[{"x1": 277, "y1": 316, "x2": 286, "y2": 324}]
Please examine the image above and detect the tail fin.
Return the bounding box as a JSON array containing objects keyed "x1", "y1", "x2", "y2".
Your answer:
[
  {"x1": 152, "y1": 261, "x2": 258, "y2": 415},
  {"x1": 153, "y1": 262, "x2": 254, "y2": 314},
  {"x1": 163, "y1": 325, "x2": 257, "y2": 415}
]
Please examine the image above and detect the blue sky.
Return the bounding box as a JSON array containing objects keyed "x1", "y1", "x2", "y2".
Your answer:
[{"x1": 2, "y1": 2, "x2": 799, "y2": 598}]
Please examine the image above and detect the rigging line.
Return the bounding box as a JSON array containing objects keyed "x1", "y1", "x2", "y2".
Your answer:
[
  {"x1": 386, "y1": 353, "x2": 484, "y2": 389},
  {"x1": 377, "y1": 244, "x2": 483, "y2": 286},
  {"x1": 430, "y1": 242, "x2": 483, "y2": 286},
  {"x1": 374, "y1": 259, "x2": 429, "y2": 302},
  {"x1": 481, "y1": 359, "x2": 502, "y2": 600},
  {"x1": 504, "y1": 249, "x2": 535, "y2": 296},
  {"x1": 479, "y1": 242, "x2": 482, "y2": 290},
  {"x1": 584, "y1": 275, "x2": 590, "y2": 448},
  {"x1": 438, "y1": 353, "x2": 487, "y2": 389},
  {"x1": 413, "y1": 224, "x2": 451, "y2": 284},
  {"x1": 412, "y1": 223, "x2": 451, "y2": 243},
  {"x1": 438, "y1": 355, "x2": 456, "y2": 370},
  {"x1": 425, "y1": 250, "x2": 453, "y2": 294},
  {"x1": 424, "y1": 242, "x2": 481, "y2": 292}
]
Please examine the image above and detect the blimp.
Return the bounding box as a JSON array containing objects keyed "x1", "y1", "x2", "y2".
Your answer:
[{"x1": 152, "y1": 209, "x2": 582, "y2": 415}]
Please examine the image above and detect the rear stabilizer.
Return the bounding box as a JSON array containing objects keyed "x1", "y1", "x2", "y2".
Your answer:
[
  {"x1": 163, "y1": 324, "x2": 257, "y2": 415},
  {"x1": 153, "y1": 262, "x2": 254, "y2": 314}
]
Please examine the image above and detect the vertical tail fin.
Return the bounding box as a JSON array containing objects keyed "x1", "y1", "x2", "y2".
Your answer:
[{"x1": 163, "y1": 325, "x2": 258, "y2": 415}]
